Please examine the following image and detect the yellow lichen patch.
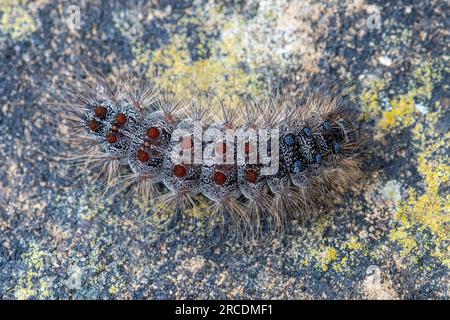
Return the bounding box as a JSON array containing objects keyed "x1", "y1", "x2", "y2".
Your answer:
[
  {"x1": 344, "y1": 236, "x2": 365, "y2": 251},
  {"x1": 0, "y1": 3, "x2": 37, "y2": 41},
  {"x1": 143, "y1": 33, "x2": 264, "y2": 103},
  {"x1": 390, "y1": 105, "x2": 450, "y2": 267},
  {"x1": 109, "y1": 285, "x2": 119, "y2": 295},
  {"x1": 313, "y1": 237, "x2": 366, "y2": 273},
  {"x1": 311, "y1": 214, "x2": 335, "y2": 238},
  {"x1": 376, "y1": 62, "x2": 443, "y2": 131},
  {"x1": 389, "y1": 228, "x2": 418, "y2": 257},
  {"x1": 184, "y1": 196, "x2": 210, "y2": 219},
  {"x1": 360, "y1": 61, "x2": 443, "y2": 131},
  {"x1": 410, "y1": 62, "x2": 443, "y2": 100},
  {"x1": 128, "y1": 0, "x2": 336, "y2": 102},
  {"x1": 299, "y1": 215, "x2": 356, "y2": 273},
  {"x1": 15, "y1": 243, "x2": 52, "y2": 299},
  {"x1": 109, "y1": 280, "x2": 125, "y2": 296},
  {"x1": 333, "y1": 256, "x2": 348, "y2": 273},
  {"x1": 379, "y1": 95, "x2": 416, "y2": 130},
  {"x1": 360, "y1": 78, "x2": 387, "y2": 121},
  {"x1": 318, "y1": 247, "x2": 338, "y2": 272},
  {"x1": 79, "y1": 192, "x2": 107, "y2": 222},
  {"x1": 148, "y1": 199, "x2": 178, "y2": 228}
]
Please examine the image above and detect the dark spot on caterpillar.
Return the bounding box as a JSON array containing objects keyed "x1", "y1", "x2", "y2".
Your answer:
[
  {"x1": 315, "y1": 154, "x2": 321, "y2": 164},
  {"x1": 106, "y1": 132, "x2": 117, "y2": 144},
  {"x1": 245, "y1": 169, "x2": 258, "y2": 183},
  {"x1": 173, "y1": 164, "x2": 187, "y2": 178},
  {"x1": 303, "y1": 127, "x2": 312, "y2": 137},
  {"x1": 116, "y1": 113, "x2": 127, "y2": 127},
  {"x1": 293, "y1": 160, "x2": 303, "y2": 174},
  {"x1": 88, "y1": 120, "x2": 100, "y2": 132},
  {"x1": 323, "y1": 121, "x2": 332, "y2": 131},
  {"x1": 332, "y1": 142, "x2": 341, "y2": 154},
  {"x1": 284, "y1": 134, "x2": 295, "y2": 146},
  {"x1": 147, "y1": 127, "x2": 160, "y2": 139},
  {"x1": 94, "y1": 106, "x2": 107, "y2": 119},
  {"x1": 213, "y1": 171, "x2": 227, "y2": 185},
  {"x1": 137, "y1": 149, "x2": 150, "y2": 162}
]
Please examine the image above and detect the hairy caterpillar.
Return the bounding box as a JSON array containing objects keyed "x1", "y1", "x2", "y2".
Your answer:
[{"x1": 53, "y1": 67, "x2": 363, "y2": 239}]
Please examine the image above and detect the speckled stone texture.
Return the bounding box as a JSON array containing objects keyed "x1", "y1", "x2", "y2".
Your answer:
[{"x1": 0, "y1": 0, "x2": 448, "y2": 299}]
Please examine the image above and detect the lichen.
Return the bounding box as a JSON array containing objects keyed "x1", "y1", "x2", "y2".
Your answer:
[
  {"x1": 0, "y1": 1, "x2": 37, "y2": 41},
  {"x1": 15, "y1": 243, "x2": 53, "y2": 299},
  {"x1": 377, "y1": 62, "x2": 443, "y2": 131},
  {"x1": 389, "y1": 103, "x2": 450, "y2": 267},
  {"x1": 360, "y1": 77, "x2": 388, "y2": 121},
  {"x1": 303, "y1": 232, "x2": 366, "y2": 273},
  {"x1": 379, "y1": 95, "x2": 416, "y2": 130},
  {"x1": 144, "y1": 33, "x2": 265, "y2": 100},
  {"x1": 410, "y1": 62, "x2": 443, "y2": 101},
  {"x1": 314, "y1": 246, "x2": 338, "y2": 272},
  {"x1": 125, "y1": 0, "x2": 337, "y2": 100}
]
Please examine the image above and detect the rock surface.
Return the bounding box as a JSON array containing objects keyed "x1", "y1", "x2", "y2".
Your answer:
[{"x1": 0, "y1": 0, "x2": 448, "y2": 299}]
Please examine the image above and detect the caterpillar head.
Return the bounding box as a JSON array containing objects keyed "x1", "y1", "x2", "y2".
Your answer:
[
  {"x1": 84, "y1": 99, "x2": 139, "y2": 160},
  {"x1": 100, "y1": 101, "x2": 140, "y2": 160}
]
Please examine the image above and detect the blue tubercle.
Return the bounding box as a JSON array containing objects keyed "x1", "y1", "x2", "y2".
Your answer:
[
  {"x1": 284, "y1": 134, "x2": 295, "y2": 146},
  {"x1": 293, "y1": 160, "x2": 303, "y2": 174}
]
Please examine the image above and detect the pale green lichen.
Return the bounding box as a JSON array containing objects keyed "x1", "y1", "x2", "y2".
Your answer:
[
  {"x1": 122, "y1": 0, "x2": 335, "y2": 100},
  {"x1": 15, "y1": 243, "x2": 53, "y2": 299},
  {"x1": 295, "y1": 215, "x2": 367, "y2": 274},
  {"x1": 360, "y1": 77, "x2": 388, "y2": 121},
  {"x1": 381, "y1": 180, "x2": 402, "y2": 203},
  {"x1": 0, "y1": 1, "x2": 37, "y2": 41},
  {"x1": 316, "y1": 246, "x2": 338, "y2": 272}
]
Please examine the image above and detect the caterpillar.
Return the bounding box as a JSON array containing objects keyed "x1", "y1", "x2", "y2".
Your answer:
[{"x1": 53, "y1": 67, "x2": 363, "y2": 240}]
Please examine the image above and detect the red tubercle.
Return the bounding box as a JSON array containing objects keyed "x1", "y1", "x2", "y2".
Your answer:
[
  {"x1": 245, "y1": 169, "x2": 258, "y2": 183},
  {"x1": 88, "y1": 120, "x2": 100, "y2": 132},
  {"x1": 94, "y1": 106, "x2": 107, "y2": 119},
  {"x1": 213, "y1": 171, "x2": 227, "y2": 186},
  {"x1": 116, "y1": 113, "x2": 127, "y2": 127},
  {"x1": 147, "y1": 127, "x2": 160, "y2": 139},
  {"x1": 137, "y1": 149, "x2": 150, "y2": 162},
  {"x1": 244, "y1": 141, "x2": 256, "y2": 155},
  {"x1": 173, "y1": 164, "x2": 187, "y2": 178},
  {"x1": 106, "y1": 132, "x2": 118, "y2": 144}
]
